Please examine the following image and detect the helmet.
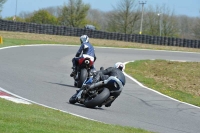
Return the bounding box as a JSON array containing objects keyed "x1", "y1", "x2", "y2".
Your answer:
[
  {"x1": 80, "y1": 35, "x2": 89, "y2": 43},
  {"x1": 114, "y1": 62, "x2": 125, "y2": 71}
]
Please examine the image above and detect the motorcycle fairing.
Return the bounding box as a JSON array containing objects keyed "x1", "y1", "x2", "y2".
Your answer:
[
  {"x1": 104, "y1": 76, "x2": 123, "y2": 92},
  {"x1": 78, "y1": 57, "x2": 94, "y2": 67},
  {"x1": 85, "y1": 77, "x2": 93, "y2": 84}
]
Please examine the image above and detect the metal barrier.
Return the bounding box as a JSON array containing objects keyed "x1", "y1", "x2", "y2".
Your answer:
[{"x1": 0, "y1": 19, "x2": 199, "y2": 48}]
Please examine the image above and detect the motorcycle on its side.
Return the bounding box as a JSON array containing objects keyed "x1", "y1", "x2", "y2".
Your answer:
[
  {"x1": 72, "y1": 57, "x2": 95, "y2": 88},
  {"x1": 69, "y1": 74, "x2": 124, "y2": 108}
]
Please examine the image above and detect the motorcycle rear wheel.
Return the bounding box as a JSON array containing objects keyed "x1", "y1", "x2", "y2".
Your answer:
[
  {"x1": 77, "y1": 68, "x2": 88, "y2": 88},
  {"x1": 84, "y1": 88, "x2": 110, "y2": 108}
]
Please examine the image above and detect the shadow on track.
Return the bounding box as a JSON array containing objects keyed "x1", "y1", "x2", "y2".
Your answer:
[{"x1": 45, "y1": 81, "x2": 77, "y2": 88}]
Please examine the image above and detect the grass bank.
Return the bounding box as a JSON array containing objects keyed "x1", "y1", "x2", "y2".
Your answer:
[
  {"x1": 125, "y1": 60, "x2": 200, "y2": 107},
  {"x1": 0, "y1": 98, "x2": 152, "y2": 133}
]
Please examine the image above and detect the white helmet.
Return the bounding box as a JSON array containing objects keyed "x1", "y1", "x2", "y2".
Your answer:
[
  {"x1": 80, "y1": 35, "x2": 89, "y2": 43},
  {"x1": 114, "y1": 62, "x2": 125, "y2": 71}
]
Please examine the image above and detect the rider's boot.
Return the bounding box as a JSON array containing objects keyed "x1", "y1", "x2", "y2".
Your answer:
[
  {"x1": 105, "y1": 96, "x2": 116, "y2": 107},
  {"x1": 98, "y1": 96, "x2": 115, "y2": 108},
  {"x1": 70, "y1": 67, "x2": 77, "y2": 77}
]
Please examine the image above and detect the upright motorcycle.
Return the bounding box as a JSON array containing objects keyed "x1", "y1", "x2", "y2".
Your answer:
[
  {"x1": 69, "y1": 75, "x2": 124, "y2": 108},
  {"x1": 72, "y1": 57, "x2": 95, "y2": 88}
]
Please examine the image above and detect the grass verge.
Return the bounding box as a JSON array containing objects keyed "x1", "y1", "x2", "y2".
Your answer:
[
  {"x1": 1, "y1": 31, "x2": 200, "y2": 53},
  {"x1": 0, "y1": 98, "x2": 152, "y2": 133},
  {"x1": 125, "y1": 60, "x2": 200, "y2": 107}
]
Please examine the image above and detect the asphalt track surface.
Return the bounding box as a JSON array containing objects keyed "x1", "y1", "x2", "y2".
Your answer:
[{"x1": 0, "y1": 45, "x2": 200, "y2": 133}]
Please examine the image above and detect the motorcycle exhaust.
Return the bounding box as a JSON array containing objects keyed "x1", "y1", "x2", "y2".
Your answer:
[{"x1": 89, "y1": 81, "x2": 104, "y2": 90}]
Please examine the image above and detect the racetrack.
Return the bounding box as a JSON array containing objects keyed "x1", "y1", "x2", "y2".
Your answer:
[{"x1": 0, "y1": 45, "x2": 200, "y2": 133}]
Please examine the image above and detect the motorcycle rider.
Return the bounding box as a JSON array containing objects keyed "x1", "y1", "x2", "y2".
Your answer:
[
  {"x1": 70, "y1": 35, "x2": 96, "y2": 77},
  {"x1": 83, "y1": 62, "x2": 126, "y2": 107}
]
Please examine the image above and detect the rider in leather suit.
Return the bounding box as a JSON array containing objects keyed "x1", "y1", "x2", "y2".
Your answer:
[
  {"x1": 85, "y1": 62, "x2": 126, "y2": 107},
  {"x1": 70, "y1": 35, "x2": 96, "y2": 77}
]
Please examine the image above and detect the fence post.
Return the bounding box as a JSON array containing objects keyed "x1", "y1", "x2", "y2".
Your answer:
[
  {"x1": 198, "y1": 40, "x2": 200, "y2": 48},
  {"x1": 0, "y1": 36, "x2": 3, "y2": 44},
  {"x1": 194, "y1": 40, "x2": 198, "y2": 48}
]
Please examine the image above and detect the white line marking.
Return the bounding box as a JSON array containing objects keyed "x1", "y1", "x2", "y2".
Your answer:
[
  {"x1": 0, "y1": 44, "x2": 199, "y2": 54},
  {"x1": 0, "y1": 95, "x2": 31, "y2": 104}
]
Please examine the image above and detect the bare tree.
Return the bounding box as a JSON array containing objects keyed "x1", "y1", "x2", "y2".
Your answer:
[
  {"x1": 42, "y1": 6, "x2": 61, "y2": 17},
  {"x1": 176, "y1": 15, "x2": 196, "y2": 39},
  {"x1": 106, "y1": 0, "x2": 140, "y2": 34},
  {"x1": 193, "y1": 11, "x2": 200, "y2": 39},
  {"x1": 143, "y1": 6, "x2": 159, "y2": 35},
  {"x1": 0, "y1": 0, "x2": 7, "y2": 16},
  {"x1": 58, "y1": 0, "x2": 90, "y2": 27},
  {"x1": 162, "y1": 7, "x2": 178, "y2": 37},
  {"x1": 87, "y1": 9, "x2": 107, "y2": 30},
  {"x1": 143, "y1": 4, "x2": 178, "y2": 37},
  {"x1": 19, "y1": 11, "x2": 33, "y2": 20}
]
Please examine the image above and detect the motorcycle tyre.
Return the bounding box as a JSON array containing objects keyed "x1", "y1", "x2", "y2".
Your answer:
[
  {"x1": 69, "y1": 94, "x2": 77, "y2": 104},
  {"x1": 77, "y1": 68, "x2": 88, "y2": 88},
  {"x1": 74, "y1": 81, "x2": 77, "y2": 87},
  {"x1": 84, "y1": 88, "x2": 110, "y2": 108}
]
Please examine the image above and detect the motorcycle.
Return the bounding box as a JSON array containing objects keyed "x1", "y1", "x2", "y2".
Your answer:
[
  {"x1": 69, "y1": 73, "x2": 124, "y2": 108},
  {"x1": 72, "y1": 57, "x2": 95, "y2": 88}
]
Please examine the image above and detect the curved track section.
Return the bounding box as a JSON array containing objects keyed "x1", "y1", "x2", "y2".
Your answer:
[{"x1": 0, "y1": 45, "x2": 200, "y2": 133}]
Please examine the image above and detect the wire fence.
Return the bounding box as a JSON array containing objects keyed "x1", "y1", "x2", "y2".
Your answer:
[{"x1": 0, "y1": 19, "x2": 200, "y2": 48}]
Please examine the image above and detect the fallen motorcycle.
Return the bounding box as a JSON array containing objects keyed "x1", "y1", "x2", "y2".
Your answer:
[
  {"x1": 72, "y1": 57, "x2": 95, "y2": 88},
  {"x1": 69, "y1": 74, "x2": 124, "y2": 108}
]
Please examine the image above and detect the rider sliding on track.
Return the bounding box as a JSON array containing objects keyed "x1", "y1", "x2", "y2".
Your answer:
[
  {"x1": 70, "y1": 35, "x2": 97, "y2": 77},
  {"x1": 81, "y1": 62, "x2": 126, "y2": 107}
]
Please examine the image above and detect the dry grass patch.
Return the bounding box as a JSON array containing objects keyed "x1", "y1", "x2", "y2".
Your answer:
[{"x1": 1, "y1": 30, "x2": 200, "y2": 53}]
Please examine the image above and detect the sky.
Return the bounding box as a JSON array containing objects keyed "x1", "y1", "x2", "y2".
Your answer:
[{"x1": 1, "y1": 0, "x2": 200, "y2": 18}]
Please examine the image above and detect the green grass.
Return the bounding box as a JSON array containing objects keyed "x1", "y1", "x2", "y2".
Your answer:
[
  {"x1": 0, "y1": 38, "x2": 62, "y2": 48},
  {"x1": 125, "y1": 60, "x2": 200, "y2": 107},
  {"x1": 0, "y1": 98, "x2": 152, "y2": 133}
]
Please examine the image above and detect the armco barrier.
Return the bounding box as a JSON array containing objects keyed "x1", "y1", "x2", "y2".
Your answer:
[{"x1": 0, "y1": 19, "x2": 199, "y2": 48}]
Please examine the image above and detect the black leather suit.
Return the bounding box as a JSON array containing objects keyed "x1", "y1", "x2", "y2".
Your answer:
[{"x1": 91, "y1": 67, "x2": 126, "y2": 106}]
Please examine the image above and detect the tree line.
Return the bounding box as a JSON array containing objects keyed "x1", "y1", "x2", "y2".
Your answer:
[{"x1": 0, "y1": 0, "x2": 200, "y2": 40}]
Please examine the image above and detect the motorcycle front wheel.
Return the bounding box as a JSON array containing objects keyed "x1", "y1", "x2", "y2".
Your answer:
[{"x1": 69, "y1": 94, "x2": 77, "y2": 104}]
